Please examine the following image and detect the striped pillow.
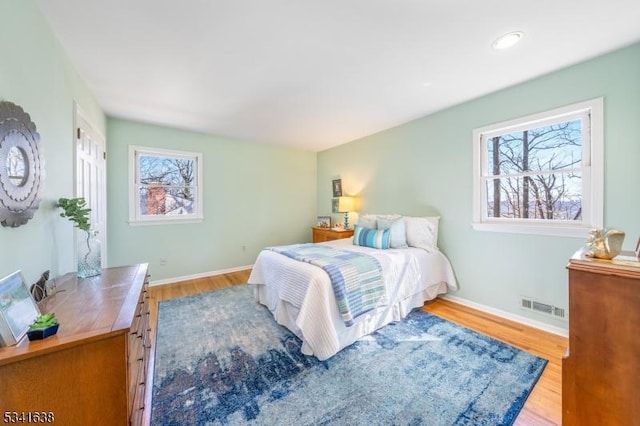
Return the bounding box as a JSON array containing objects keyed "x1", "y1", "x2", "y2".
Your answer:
[{"x1": 353, "y1": 225, "x2": 391, "y2": 249}]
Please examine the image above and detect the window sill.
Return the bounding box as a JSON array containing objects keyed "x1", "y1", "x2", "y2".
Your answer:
[{"x1": 472, "y1": 221, "x2": 592, "y2": 238}]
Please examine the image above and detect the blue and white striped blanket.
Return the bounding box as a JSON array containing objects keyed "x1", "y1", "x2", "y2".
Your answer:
[{"x1": 267, "y1": 244, "x2": 385, "y2": 326}]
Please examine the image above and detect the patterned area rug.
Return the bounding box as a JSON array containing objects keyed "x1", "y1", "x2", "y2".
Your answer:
[{"x1": 151, "y1": 285, "x2": 547, "y2": 425}]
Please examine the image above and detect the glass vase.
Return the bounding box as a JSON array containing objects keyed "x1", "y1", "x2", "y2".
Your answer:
[{"x1": 77, "y1": 229, "x2": 101, "y2": 278}]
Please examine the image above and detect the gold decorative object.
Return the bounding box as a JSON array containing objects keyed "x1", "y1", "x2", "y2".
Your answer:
[{"x1": 585, "y1": 228, "x2": 625, "y2": 259}]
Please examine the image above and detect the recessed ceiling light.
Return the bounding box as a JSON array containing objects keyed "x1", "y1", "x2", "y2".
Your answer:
[{"x1": 492, "y1": 31, "x2": 524, "y2": 50}]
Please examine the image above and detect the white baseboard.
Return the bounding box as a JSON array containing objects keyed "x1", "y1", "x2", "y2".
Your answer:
[
  {"x1": 441, "y1": 294, "x2": 569, "y2": 338},
  {"x1": 149, "y1": 264, "x2": 254, "y2": 287}
]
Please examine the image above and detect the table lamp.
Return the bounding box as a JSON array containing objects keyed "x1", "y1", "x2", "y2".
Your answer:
[{"x1": 337, "y1": 196, "x2": 355, "y2": 229}]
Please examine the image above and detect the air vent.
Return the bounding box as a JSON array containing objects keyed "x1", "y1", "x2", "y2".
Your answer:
[
  {"x1": 521, "y1": 296, "x2": 566, "y2": 319},
  {"x1": 553, "y1": 307, "x2": 565, "y2": 318}
]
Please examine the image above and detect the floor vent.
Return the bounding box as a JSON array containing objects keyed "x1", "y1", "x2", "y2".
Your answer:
[{"x1": 521, "y1": 296, "x2": 566, "y2": 319}]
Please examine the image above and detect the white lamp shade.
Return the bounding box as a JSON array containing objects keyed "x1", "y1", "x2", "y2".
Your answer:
[{"x1": 337, "y1": 196, "x2": 355, "y2": 213}]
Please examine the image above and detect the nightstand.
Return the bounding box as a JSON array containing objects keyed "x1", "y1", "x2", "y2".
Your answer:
[{"x1": 312, "y1": 227, "x2": 354, "y2": 243}]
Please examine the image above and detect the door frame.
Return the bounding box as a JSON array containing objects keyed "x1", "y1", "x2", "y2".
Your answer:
[{"x1": 73, "y1": 102, "x2": 107, "y2": 267}]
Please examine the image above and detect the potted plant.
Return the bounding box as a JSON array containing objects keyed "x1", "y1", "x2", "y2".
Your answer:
[
  {"x1": 58, "y1": 197, "x2": 101, "y2": 278},
  {"x1": 27, "y1": 313, "x2": 60, "y2": 340}
]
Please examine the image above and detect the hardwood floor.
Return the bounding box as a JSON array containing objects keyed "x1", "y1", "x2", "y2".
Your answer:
[{"x1": 146, "y1": 269, "x2": 567, "y2": 425}]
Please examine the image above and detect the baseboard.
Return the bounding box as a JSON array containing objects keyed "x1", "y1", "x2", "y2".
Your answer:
[
  {"x1": 441, "y1": 294, "x2": 569, "y2": 338},
  {"x1": 149, "y1": 265, "x2": 254, "y2": 287}
]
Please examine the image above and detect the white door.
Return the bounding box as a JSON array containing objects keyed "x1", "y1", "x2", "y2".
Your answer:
[{"x1": 75, "y1": 104, "x2": 107, "y2": 267}]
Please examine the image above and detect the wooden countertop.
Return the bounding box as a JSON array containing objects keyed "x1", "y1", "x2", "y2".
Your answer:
[{"x1": 568, "y1": 248, "x2": 640, "y2": 277}]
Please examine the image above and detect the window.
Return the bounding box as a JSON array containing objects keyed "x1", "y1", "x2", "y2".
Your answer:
[
  {"x1": 128, "y1": 146, "x2": 203, "y2": 225},
  {"x1": 472, "y1": 98, "x2": 603, "y2": 237}
]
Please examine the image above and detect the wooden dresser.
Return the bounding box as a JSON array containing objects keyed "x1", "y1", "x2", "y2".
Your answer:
[
  {"x1": 0, "y1": 264, "x2": 150, "y2": 426},
  {"x1": 312, "y1": 226, "x2": 354, "y2": 243},
  {"x1": 563, "y1": 250, "x2": 640, "y2": 425}
]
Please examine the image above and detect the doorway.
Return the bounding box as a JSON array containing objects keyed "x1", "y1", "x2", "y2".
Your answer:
[{"x1": 74, "y1": 103, "x2": 107, "y2": 267}]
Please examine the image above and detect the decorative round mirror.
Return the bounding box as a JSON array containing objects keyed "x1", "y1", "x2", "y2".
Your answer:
[{"x1": 0, "y1": 101, "x2": 45, "y2": 227}]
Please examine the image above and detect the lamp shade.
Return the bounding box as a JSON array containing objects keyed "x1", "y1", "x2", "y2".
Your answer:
[{"x1": 337, "y1": 196, "x2": 355, "y2": 213}]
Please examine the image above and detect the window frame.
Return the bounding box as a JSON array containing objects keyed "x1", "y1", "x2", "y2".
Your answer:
[
  {"x1": 472, "y1": 98, "x2": 603, "y2": 238},
  {"x1": 128, "y1": 145, "x2": 204, "y2": 226}
]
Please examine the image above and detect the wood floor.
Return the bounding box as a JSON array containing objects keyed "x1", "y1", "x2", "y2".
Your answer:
[{"x1": 146, "y1": 269, "x2": 567, "y2": 425}]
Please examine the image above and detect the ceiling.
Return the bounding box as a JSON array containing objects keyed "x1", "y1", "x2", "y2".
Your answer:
[{"x1": 37, "y1": 0, "x2": 640, "y2": 152}]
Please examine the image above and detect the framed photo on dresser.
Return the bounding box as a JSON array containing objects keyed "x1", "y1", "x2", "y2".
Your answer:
[
  {"x1": 317, "y1": 216, "x2": 331, "y2": 228},
  {"x1": 0, "y1": 270, "x2": 40, "y2": 347}
]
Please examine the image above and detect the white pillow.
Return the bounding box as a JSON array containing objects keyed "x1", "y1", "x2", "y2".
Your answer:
[
  {"x1": 356, "y1": 214, "x2": 378, "y2": 229},
  {"x1": 403, "y1": 216, "x2": 440, "y2": 251}
]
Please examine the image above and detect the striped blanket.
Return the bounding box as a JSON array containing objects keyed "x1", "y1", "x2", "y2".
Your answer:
[{"x1": 268, "y1": 244, "x2": 385, "y2": 326}]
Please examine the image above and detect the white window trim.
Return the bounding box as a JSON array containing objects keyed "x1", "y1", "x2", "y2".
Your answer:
[
  {"x1": 472, "y1": 98, "x2": 603, "y2": 238},
  {"x1": 128, "y1": 145, "x2": 204, "y2": 226}
]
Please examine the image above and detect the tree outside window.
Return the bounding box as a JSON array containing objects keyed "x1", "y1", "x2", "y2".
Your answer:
[
  {"x1": 472, "y1": 98, "x2": 603, "y2": 237},
  {"x1": 486, "y1": 119, "x2": 583, "y2": 221},
  {"x1": 129, "y1": 146, "x2": 203, "y2": 224}
]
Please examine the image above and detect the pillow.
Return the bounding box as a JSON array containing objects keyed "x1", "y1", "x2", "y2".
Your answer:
[
  {"x1": 353, "y1": 225, "x2": 391, "y2": 249},
  {"x1": 356, "y1": 214, "x2": 378, "y2": 229},
  {"x1": 376, "y1": 216, "x2": 408, "y2": 248},
  {"x1": 403, "y1": 216, "x2": 440, "y2": 251},
  {"x1": 375, "y1": 213, "x2": 402, "y2": 221}
]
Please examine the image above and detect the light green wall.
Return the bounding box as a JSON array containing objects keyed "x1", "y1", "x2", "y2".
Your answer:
[
  {"x1": 0, "y1": 1, "x2": 316, "y2": 286},
  {"x1": 107, "y1": 118, "x2": 317, "y2": 281},
  {"x1": 4, "y1": 1, "x2": 639, "y2": 325},
  {"x1": 0, "y1": 1, "x2": 105, "y2": 284},
  {"x1": 318, "y1": 43, "x2": 640, "y2": 330}
]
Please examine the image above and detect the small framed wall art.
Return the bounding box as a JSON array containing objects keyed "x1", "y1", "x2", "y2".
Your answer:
[
  {"x1": 331, "y1": 198, "x2": 339, "y2": 213},
  {"x1": 332, "y1": 179, "x2": 342, "y2": 197}
]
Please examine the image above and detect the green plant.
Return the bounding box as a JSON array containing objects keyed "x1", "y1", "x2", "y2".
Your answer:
[
  {"x1": 29, "y1": 313, "x2": 58, "y2": 330},
  {"x1": 58, "y1": 197, "x2": 91, "y2": 231}
]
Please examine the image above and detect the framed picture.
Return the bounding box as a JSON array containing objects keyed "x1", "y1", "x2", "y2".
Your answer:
[
  {"x1": 331, "y1": 198, "x2": 339, "y2": 213},
  {"x1": 317, "y1": 216, "x2": 331, "y2": 228},
  {"x1": 0, "y1": 270, "x2": 41, "y2": 347},
  {"x1": 636, "y1": 237, "x2": 640, "y2": 258},
  {"x1": 332, "y1": 179, "x2": 342, "y2": 197}
]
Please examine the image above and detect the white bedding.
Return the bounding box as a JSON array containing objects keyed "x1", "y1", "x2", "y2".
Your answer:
[{"x1": 248, "y1": 238, "x2": 458, "y2": 360}]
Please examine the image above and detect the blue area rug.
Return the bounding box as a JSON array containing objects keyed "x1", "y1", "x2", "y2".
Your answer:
[{"x1": 151, "y1": 285, "x2": 547, "y2": 425}]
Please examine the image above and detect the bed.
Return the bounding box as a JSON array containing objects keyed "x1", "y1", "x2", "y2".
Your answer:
[{"x1": 248, "y1": 215, "x2": 458, "y2": 360}]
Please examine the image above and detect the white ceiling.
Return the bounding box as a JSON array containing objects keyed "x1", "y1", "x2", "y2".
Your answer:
[{"x1": 37, "y1": 0, "x2": 640, "y2": 152}]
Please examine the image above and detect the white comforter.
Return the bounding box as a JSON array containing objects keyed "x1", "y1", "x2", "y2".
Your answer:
[{"x1": 248, "y1": 238, "x2": 458, "y2": 360}]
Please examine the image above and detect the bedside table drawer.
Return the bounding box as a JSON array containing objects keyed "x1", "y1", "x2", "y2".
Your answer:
[{"x1": 312, "y1": 227, "x2": 354, "y2": 243}]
